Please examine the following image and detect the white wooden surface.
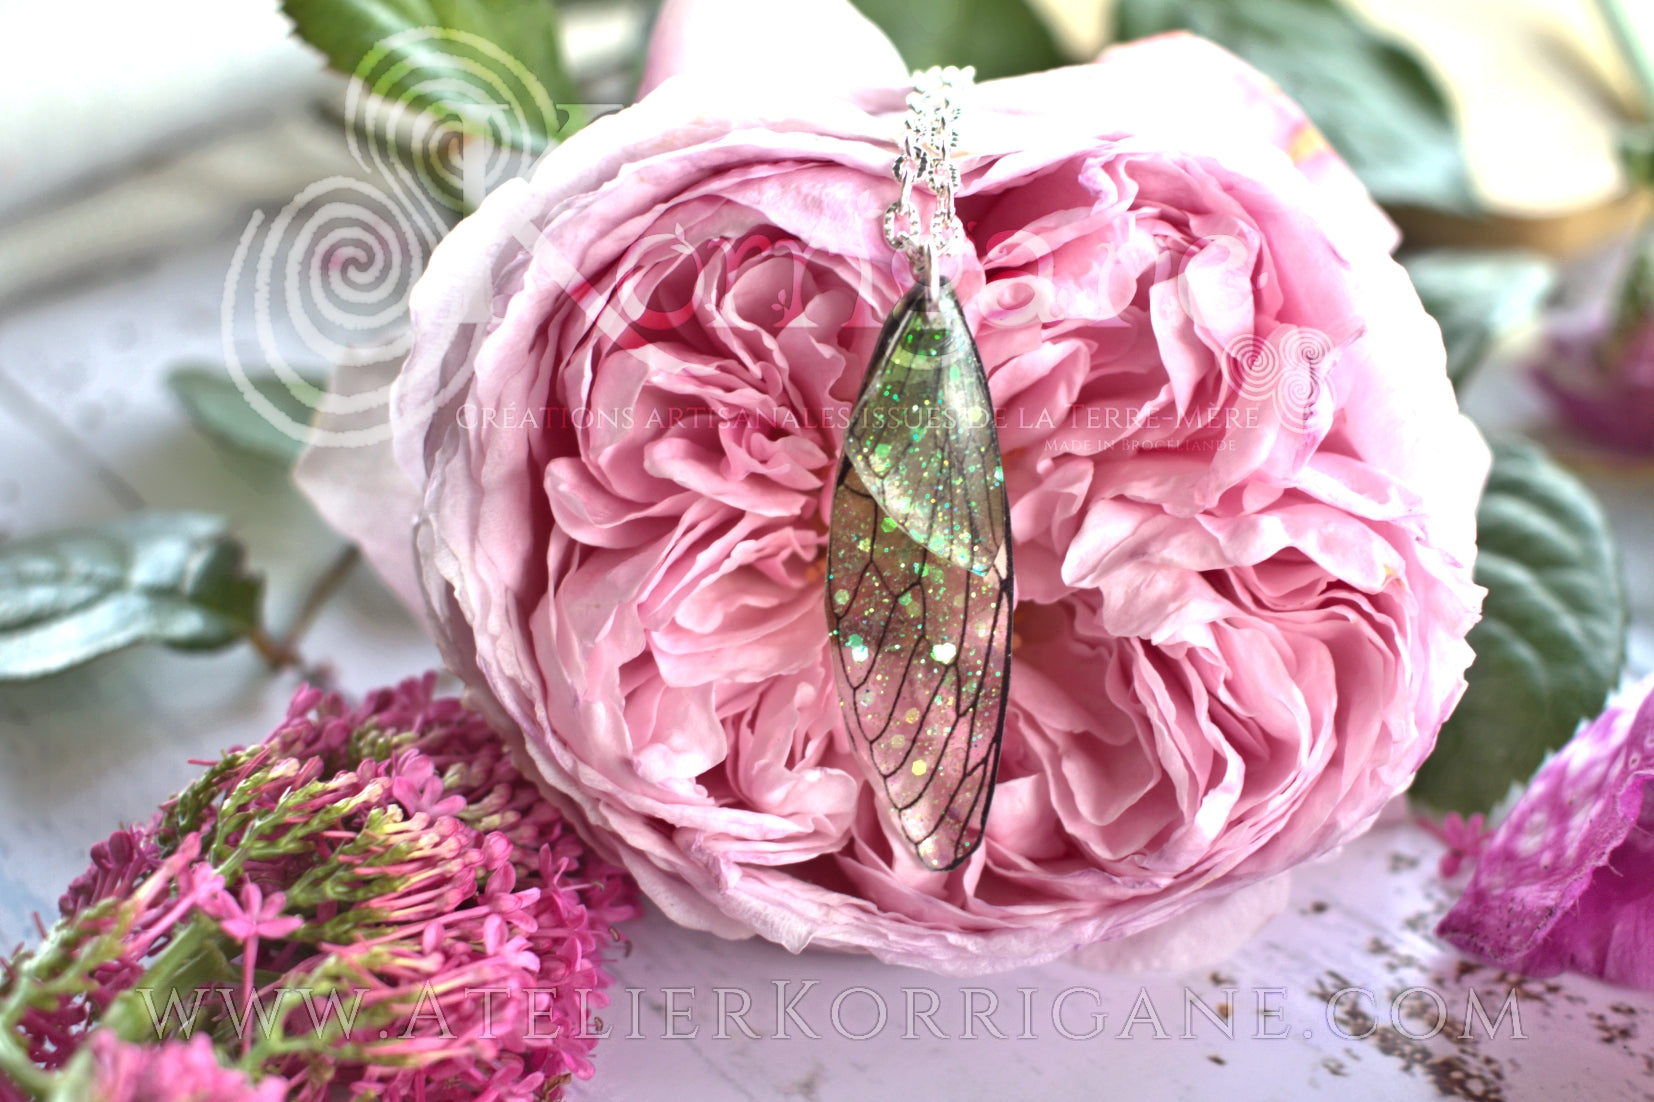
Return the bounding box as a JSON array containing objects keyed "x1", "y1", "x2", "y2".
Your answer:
[{"x1": 2, "y1": 146, "x2": 1654, "y2": 1102}]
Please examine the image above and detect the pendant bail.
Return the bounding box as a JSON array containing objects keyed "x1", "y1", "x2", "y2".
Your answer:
[{"x1": 885, "y1": 65, "x2": 972, "y2": 297}]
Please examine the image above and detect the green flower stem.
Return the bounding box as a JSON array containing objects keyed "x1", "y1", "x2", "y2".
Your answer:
[
  {"x1": 1611, "y1": 220, "x2": 1654, "y2": 348},
  {"x1": 0, "y1": 1026, "x2": 53, "y2": 1098},
  {"x1": 99, "y1": 917, "x2": 232, "y2": 1044},
  {"x1": 0, "y1": 913, "x2": 110, "y2": 1099},
  {"x1": 0, "y1": 911, "x2": 85, "y2": 1032}
]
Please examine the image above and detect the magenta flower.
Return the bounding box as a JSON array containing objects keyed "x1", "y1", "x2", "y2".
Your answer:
[
  {"x1": 388, "y1": 752, "x2": 468, "y2": 818},
  {"x1": 58, "y1": 830, "x2": 160, "y2": 919},
  {"x1": 1437, "y1": 673, "x2": 1654, "y2": 987},
  {"x1": 199, "y1": 883, "x2": 303, "y2": 1056},
  {"x1": 0, "y1": 677, "x2": 638, "y2": 1102}
]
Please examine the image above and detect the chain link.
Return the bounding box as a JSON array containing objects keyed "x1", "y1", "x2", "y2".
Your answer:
[{"x1": 884, "y1": 65, "x2": 973, "y2": 295}]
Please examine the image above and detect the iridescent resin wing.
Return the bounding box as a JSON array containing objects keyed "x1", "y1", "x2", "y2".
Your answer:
[{"x1": 826, "y1": 277, "x2": 1013, "y2": 871}]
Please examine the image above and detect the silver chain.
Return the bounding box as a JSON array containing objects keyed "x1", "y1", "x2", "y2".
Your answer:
[{"x1": 883, "y1": 65, "x2": 973, "y2": 297}]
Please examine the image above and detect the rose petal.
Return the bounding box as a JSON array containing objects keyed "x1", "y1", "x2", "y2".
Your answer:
[
  {"x1": 1437, "y1": 673, "x2": 1654, "y2": 987},
  {"x1": 293, "y1": 358, "x2": 426, "y2": 618}
]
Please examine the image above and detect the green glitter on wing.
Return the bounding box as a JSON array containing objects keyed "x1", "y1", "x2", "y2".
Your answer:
[{"x1": 841, "y1": 280, "x2": 1007, "y2": 577}]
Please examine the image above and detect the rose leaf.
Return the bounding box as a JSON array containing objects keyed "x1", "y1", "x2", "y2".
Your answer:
[
  {"x1": 851, "y1": 0, "x2": 1066, "y2": 80},
  {"x1": 1112, "y1": 0, "x2": 1475, "y2": 212},
  {"x1": 1401, "y1": 251, "x2": 1555, "y2": 392},
  {"x1": 0, "y1": 513, "x2": 266, "y2": 681},
  {"x1": 168, "y1": 364, "x2": 327, "y2": 468},
  {"x1": 1411, "y1": 437, "x2": 1627, "y2": 814},
  {"x1": 280, "y1": 0, "x2": 581, "y2": 150}
]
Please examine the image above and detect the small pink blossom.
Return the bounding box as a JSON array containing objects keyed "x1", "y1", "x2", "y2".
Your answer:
[
  {"x1": 201, "y1": 883, "x2": 301, "y2": 943},
  {"x1": 1416, "y1": 810, "x2": 1492, "y2": 878},
  {"x1": 389, "y1": 751, "x2": 468, "y2": 818}
]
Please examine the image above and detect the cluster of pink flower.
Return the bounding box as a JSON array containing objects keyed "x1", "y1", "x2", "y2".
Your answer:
[{"x1": 0, "y1": 676, "x2": 638, "y2": 1102}]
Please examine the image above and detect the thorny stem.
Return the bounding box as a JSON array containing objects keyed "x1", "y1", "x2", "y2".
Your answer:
[
  {"x1": 0, "y1": 1027, "x2": 51, "y2": 1098},
  {"x1": 245, "y1": 626, "x2": 300, "y2": 671},
  {"x1": 278, "y1": 545, "x2": 359, "y2": 659},
  {"x1": 246, "y1": 544, "x2": 359, "y2": 685}
]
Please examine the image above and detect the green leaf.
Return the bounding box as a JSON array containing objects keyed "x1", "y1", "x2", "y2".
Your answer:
[
  {"x1": 0, "y1": 513, "x2": 265, "y2": 681},
  {"x1": 850, "y1": 0, "x2": 1066, "y2": 80},
  {"x1": 1619, "y1": 127, "x2": 1654, "y2": 192},
  {"x1": 281, "y1": 0, "x2": 580, "y2": 151},
  {"x1": 1111, "y1": 0, "x2": 1474, "y2": 212},
  {"x1": 1401, "y1": 251, "x2": 1554, "y2": 391},
  {"x1": 1410, "y1": 438, "x2": 1627, "y2": 814},
  {"x1": 168, "y1": 365, "x2": 328, "y2": 467}
]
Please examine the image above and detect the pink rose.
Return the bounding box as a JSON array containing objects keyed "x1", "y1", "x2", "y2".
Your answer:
[
  {"x1": 299, "y1": 0, "x2": 1487, "y2": 972},
  {"x1": 1437, "y1": 674, "x2": 1654, "y2": 988}
]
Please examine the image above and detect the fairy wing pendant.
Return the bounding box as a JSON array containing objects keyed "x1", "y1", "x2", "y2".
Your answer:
[{"x1": 826, "y1": 274, "x2": 1013, "y2": 871}]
